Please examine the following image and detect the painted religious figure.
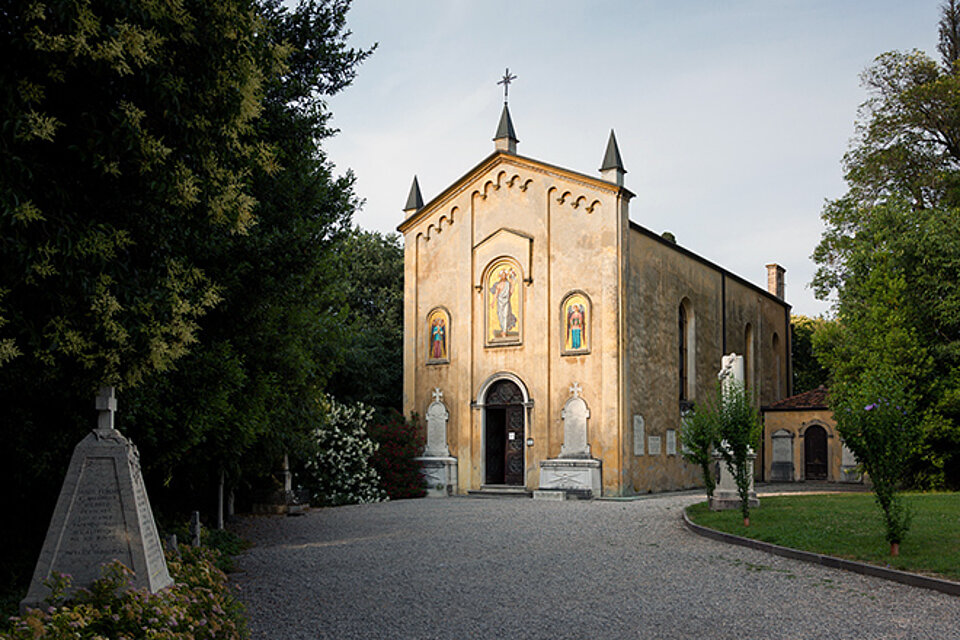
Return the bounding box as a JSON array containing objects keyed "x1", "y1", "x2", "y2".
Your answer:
[
  {"x1": 562, "y1": 292, "x2": 590, "y2": 354},
  {"x1": 486, "y1": 259, "x2": 521, "y2": 344},
  {"x1": 426, "y1": 307, "x2": 450, "y2": 363}
]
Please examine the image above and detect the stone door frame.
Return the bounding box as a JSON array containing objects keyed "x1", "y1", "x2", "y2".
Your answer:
[
  {"x1": 801, "y1": 422, "x2": 829, "y2": 481},
  {"x1": 473, "y1": 372, "x2": 533, "y2": 487}
]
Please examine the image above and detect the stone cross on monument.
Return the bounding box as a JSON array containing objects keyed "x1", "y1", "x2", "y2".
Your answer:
[
  {"x1": 96, "y1": 385, "x2": 117, "y2": 434},
  {"x1": 432, "y1": 387, "x2": 443, "y2": 403},
  {"x1": 569, "y1": 382, "x2": 582, "y2": 398}
]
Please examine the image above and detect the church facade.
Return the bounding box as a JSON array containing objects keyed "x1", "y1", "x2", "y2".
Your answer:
[{"x1": 398, "y1": 105, "x2": 791, "y2": 497}]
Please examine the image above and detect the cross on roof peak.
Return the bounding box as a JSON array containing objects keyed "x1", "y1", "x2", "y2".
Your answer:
[{"x1": 497, "y1": 68, "x2": 517, "y2": 104}]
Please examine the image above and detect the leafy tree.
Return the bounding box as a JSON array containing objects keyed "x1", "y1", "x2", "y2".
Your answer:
[
  {"x1": 679, "y1": 409, "x2": 717, "y2": 498},
  {"x1": 790, "y1": 314, "x2": 832, "y2": 393},
  {"x1": 0, "y1": 0, "x2": 373, "y2": 598},
  {"x1": 831, "y1": 366, "x2": 918, "y2": 555},
  {"x1": 326, "y1": 229, "x2": 404, "y2": 418},
  {"x1": 690, "y1": 380, "x2": 762, "y2": 525},
  {"x1": 812, "y1": 2, "x2": 960, "y2": 489}
]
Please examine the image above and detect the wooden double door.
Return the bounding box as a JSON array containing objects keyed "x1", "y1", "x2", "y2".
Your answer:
[{"x1": 484, "y1": 380, "x2": 525, "y2": 486}]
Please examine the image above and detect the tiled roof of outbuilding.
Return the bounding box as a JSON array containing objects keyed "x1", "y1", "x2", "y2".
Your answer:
[{"x1": 763, "y1": 385, "x2": 829, "y2": 411}]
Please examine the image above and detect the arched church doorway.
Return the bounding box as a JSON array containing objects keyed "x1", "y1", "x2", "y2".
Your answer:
[
  {"x1": 804, "y1": 424, "x2": 828, "y2": 480},
  {"x1": 484, "y1": 379, "x2": 525, "y2": 485}
]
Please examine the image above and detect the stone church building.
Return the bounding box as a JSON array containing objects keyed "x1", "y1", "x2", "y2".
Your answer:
[{"x1": 398, "y1": 104, "x2": 791, "y2": 497}]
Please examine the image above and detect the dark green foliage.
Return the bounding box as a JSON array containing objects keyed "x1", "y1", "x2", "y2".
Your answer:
[
  {"x1": 790, "y1": 314, "x2": 831, "y2": 393},
  {"x1": 812, "y1": 4, "x2": 960, "y2": 490},
  {"x1": 370, "y1": 412, "x2": 427, "y2": 500},
  {"x1": 831, "y1": 368, "x2": 918, "y2": 546},
  {"x1": 679, "y1": 409, "x2": 717, "y2": 498},
  {"x1": 0, "y1": 0, "x2": 374, "y2": 601},
  {"x1": 2, "y1": 547, "x2": 248, "y2": 638},
  {"x1": 326, "y1": 229, "x2": 404, "y2": 419}
]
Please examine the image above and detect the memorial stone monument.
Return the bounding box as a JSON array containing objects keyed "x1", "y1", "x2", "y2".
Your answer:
[
  {"x1": 538, "y1": 383, "x2": 602, "y2": 498},
  {"x1": 709, "y1": 354, "x2": 759, "y2": 511},
  {"x1": 21, "y1": 387, "x2": 173, "y2": 612},
  {"x1": 414, "y1": 388, "x2": 458, "y2": 497}
]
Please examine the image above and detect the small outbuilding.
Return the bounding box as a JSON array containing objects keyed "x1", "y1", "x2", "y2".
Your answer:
[{"x1": 762, "y1": 386, "x2": 862, "y2": 483}]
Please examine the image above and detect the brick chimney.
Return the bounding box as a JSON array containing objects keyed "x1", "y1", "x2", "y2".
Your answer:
[{"x1": 766, "y1": 264, "x2": 785, "y2": 299}]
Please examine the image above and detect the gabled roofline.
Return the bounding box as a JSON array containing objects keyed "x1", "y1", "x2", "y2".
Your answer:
[
  {"x1": 629, "y1": 221, "x2": 792, "y2": 310},
  {"x1": 398, "y1": 151, "x2": 635, "y2": 234}
]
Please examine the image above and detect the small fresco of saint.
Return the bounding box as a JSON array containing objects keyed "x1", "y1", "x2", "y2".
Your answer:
[
  {"x1": 489, "y1": 265, "x2": 519, "y2": 339},
  {"x1": 427, "y1": 309, "x2": 448, "y2": 361},
  {"x1": 563, "y1": 293, "x2": 589, "y2": 353}
]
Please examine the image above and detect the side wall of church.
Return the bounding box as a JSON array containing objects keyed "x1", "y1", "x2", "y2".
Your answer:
[
  {"x1": 402, "y1": 154, "x2": 628, "y2": 494},
  {"x1": 624, "y1": 227, "x2": 790, "y2": 493}
]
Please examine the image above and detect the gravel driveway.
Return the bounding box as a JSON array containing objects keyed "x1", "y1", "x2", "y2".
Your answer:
[{"x1": 232, "y1": 491, "x2": 960, "y2": 639}]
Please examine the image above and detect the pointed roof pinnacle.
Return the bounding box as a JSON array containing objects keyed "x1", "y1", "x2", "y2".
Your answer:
[
  {"x1": 600, "y1": 129, "x2": 626, "y2": 173},
  {"x1": 404, "y1": 175, "x2": 423, "y2": 212},
  {"x1": 494, "y1": 103, "x2": 518, "y2": 142}
]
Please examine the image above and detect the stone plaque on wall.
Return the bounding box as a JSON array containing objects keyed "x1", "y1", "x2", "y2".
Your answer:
[
  {"x1": 647, "y1": 435, "x2": 661, "y2": 456},
  {"x1": 666, "y1": 430, "x2": 677, "y2": 456},
  {"x1": 633, "y1": 415, "x2": 645, "y2": 456}
]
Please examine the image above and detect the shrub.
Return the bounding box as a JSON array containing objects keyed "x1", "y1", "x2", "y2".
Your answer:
[
  {"x1": 2, "y1": 546, "x2": 247, "y2": 639},
  {"x1": 370, "y1": 411, "x2": 427, "y2": 500},
  {"x1": 300, "y1": 396, "x2": 386, "y2": 506}
]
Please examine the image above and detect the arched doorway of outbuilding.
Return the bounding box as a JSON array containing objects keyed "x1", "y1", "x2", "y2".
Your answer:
[{"x1": 803, "y1": 424, "x2": 828, "y2": 480}]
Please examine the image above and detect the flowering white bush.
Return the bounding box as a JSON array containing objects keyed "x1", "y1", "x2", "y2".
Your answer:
[{"x1": 302, "y1": 396, "x2": 386, "y2": 506}]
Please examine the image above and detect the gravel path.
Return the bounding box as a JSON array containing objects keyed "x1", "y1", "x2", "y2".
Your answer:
[{"x1": 232, "y1": 491, "x2": 960, "y2": 639}]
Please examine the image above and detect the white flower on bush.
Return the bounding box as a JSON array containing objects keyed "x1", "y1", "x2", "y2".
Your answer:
[{"x1": 302, "y1": 395, "x2": 386, "y2": 506}]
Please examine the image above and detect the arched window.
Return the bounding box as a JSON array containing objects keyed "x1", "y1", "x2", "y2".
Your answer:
[
  {"x1": 679, "y1": 298, "x2": 695, "y2": 405},
  {"x1": 773, "y1": 332, "x2": 782, "y2": 400}
]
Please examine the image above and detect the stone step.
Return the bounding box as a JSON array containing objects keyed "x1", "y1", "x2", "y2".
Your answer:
[{"x1": 467, "y1": 485, "x2": 532, "y2": 498}]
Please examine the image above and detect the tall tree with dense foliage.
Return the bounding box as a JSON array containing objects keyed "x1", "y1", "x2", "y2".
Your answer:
[
  {"x1": 326, "y1": 229, "x2": 404, "y2": 418},
  {"x1": 790, "y1": 314, "x2": 831, "y2": 394},
  {"x1": 812, "y1": 2, "x2": 960, "y2": 490},
  {"x1": 0, "y1": 0, "x2": 372, "y2": 599}
]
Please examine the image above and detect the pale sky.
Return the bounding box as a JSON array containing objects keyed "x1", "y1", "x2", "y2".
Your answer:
[{"x1": 323, "y1": 0, "x2": 941, "y2": 318}]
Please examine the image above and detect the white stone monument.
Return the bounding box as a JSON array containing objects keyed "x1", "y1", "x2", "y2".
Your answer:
[
  {"x1": 414, "y1": 388, "x2": 458, "y2": 497},
  {"x1": 538, "y1": 383, "x2": 601, "y2": 498},
  {"x1": 709, "y1": 354, "x2": 759, "y2": 511},
  {"x1": 21, "y1": 387, "x2": 173, "y2": 612}
]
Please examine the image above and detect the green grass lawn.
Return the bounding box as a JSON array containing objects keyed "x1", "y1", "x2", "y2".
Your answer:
[{"x1": 686, "y1": 492, "x2": 960, "y2": 582}]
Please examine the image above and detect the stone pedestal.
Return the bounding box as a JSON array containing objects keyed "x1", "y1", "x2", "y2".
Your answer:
[
  {"x1": 709, "y1": 449, "x2": 759, "y2": 511},
  {"x1": 538, "y1": 458, "x2": 601, "y2": 499},
  {"x1": 538, "y1": 384, "x2": 601, "y2": 498},
  {"x1": 415, "y1": 456, "x2": 458, "y2": 497}
]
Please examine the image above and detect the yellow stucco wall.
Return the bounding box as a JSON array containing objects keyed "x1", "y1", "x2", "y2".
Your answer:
[
  {"x1": 401, "y1": 149, "x2": 791, "y2": 496},
  {"x1": 401, "y1": 152, "x2": 628, "y2": 494},
  {"x1": 624, "y1": 229, "x2": 790, "y2": 493},
  {"x1": 762, "y1": 409, "x2": 851, "y2": 482}
]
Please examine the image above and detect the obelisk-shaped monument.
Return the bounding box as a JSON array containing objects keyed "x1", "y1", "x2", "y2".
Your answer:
[{"x1": 21, "y1": 387, "x2": 173, "y2": 611}]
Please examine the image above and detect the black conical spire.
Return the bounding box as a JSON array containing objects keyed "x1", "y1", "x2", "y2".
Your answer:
[
  {"x1": 494, "y1": 103, "x2": 518, "y2": 142},
  {"x1": 404, "y1": 175, "x2": 423, "y2": 212},
  {"x1": 600, "y1": 129, "x2": 626, "y2": 172}
]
